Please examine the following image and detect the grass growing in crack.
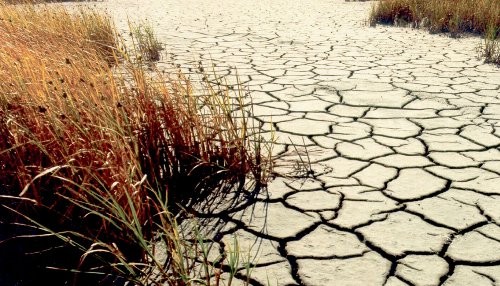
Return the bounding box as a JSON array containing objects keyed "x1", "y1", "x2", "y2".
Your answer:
[
  {"x1": 0, "y1": 1, "x2": 271, "y2": 285},
  {"x1": 369, "y1": 0, "x2": 500, "y2": 64},
  {"x1": 130, "y1": 20, "x2": 163, "y2": 62},
  {"x1": 288, "y1": 138, "x2": 314, "y2": 178},
  {"x1": 480, "y1": 26, "x2": 500, "y2": 64}
]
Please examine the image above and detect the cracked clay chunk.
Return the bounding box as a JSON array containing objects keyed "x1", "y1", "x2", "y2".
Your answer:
[
  {"x1": 358, "y1": 211, "x2": 454, "y2": 256},
  {"x1": 446, "y1": 224, "x2": 500, "y2": 263},
  {"x1": 396, "y1": 255, "x2": 448, "y2": 286},
  {"x1": 287, "y1": 225, "x2": 369, "y2": 258},
  {"x1": 237, "y1": 201, "x2": 319, "y2": 239},
  {"x1": 298, "y1": 251, "x2": 390, "y2": 286},
  {"x1": 385, "y1": 168, "x2": 448, "y2": 201}
]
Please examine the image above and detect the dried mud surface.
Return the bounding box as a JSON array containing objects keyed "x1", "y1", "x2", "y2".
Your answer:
[{"x1": 97, "y1": 1, "x2": 500, "y2": 285}]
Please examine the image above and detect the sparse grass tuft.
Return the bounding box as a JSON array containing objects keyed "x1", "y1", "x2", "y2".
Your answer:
[
  {"x1": 369, "y1": 0, "x2": 500, "y2": 64},
  {"x1": 481, "y1": 25, "x2": 500, "y2": 64},
  {"x1": 130, "y1": 20, "x2": 164, "y2": 62},
  {"x1": 0, "y1": 1, "x2": 270, "y2": 285}
]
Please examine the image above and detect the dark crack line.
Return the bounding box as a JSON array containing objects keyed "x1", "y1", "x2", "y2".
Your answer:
[
  {"x1": 452, "y1": 186, "x2": 500, "y2": 198},
  {"x1": 475, "y1": 203, "x2": 496, "y2": 223},
  {"x1": 293, "y1": 250, "x2": 369, "y2": 260},
  {"x1": 476, "y1": 230, "x2": 500, "y2": 244},
  {"x1": 438, "y1": 256, "x2": 456, "y2": 286},
  {"x1": 382, "y1": 260, "x2": 399, "y2": 286},
  {"x1": 403, "y1": 208, "x2": 458, "y2": 232},
  {"x1": 395, "y1": 274, "x2": 417, "y2": 286},
  {"x1": 471, "y1": 270, "x2": 497, "y2": 284},
  {"x1": 277, "y1": 241, "x2": 303, "y2": 286}
]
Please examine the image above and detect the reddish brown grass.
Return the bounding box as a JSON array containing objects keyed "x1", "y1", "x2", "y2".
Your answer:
[{"x1": 0, "y1": 2, "x2": 270, "y2": 284}]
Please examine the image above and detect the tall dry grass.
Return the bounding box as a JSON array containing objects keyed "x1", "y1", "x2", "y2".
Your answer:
[
  {"x1": 0, "y1": 1, "x2": 270, "y2": 285},
  {"x1": 369, "y1": 0, "x2": 500, "y2": 64}
]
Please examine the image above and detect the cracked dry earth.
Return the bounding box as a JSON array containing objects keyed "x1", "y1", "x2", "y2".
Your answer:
[{"x1": 100, "y1": 0, "x2": 500, "y2": 285}]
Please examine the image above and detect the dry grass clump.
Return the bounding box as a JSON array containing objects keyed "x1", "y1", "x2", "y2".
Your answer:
[
  {"x1": 0, "y1": 1, "x2": 117, "y2": 61},
  {"x1": 0, "y1": 1, "x2": 269, "y2": 285},
  {"x1": 369, "y1": 0, "x2": 500, "y2": 34},
  {"x1": 130, "y1": 21, "x2": 164, "y2": 62},
  {"x1": 369, "y1": 0, "x2": 500, "y2": 64},
  {"x1": 481, "y1": 25, "x2": 500, "y2": 64}
]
